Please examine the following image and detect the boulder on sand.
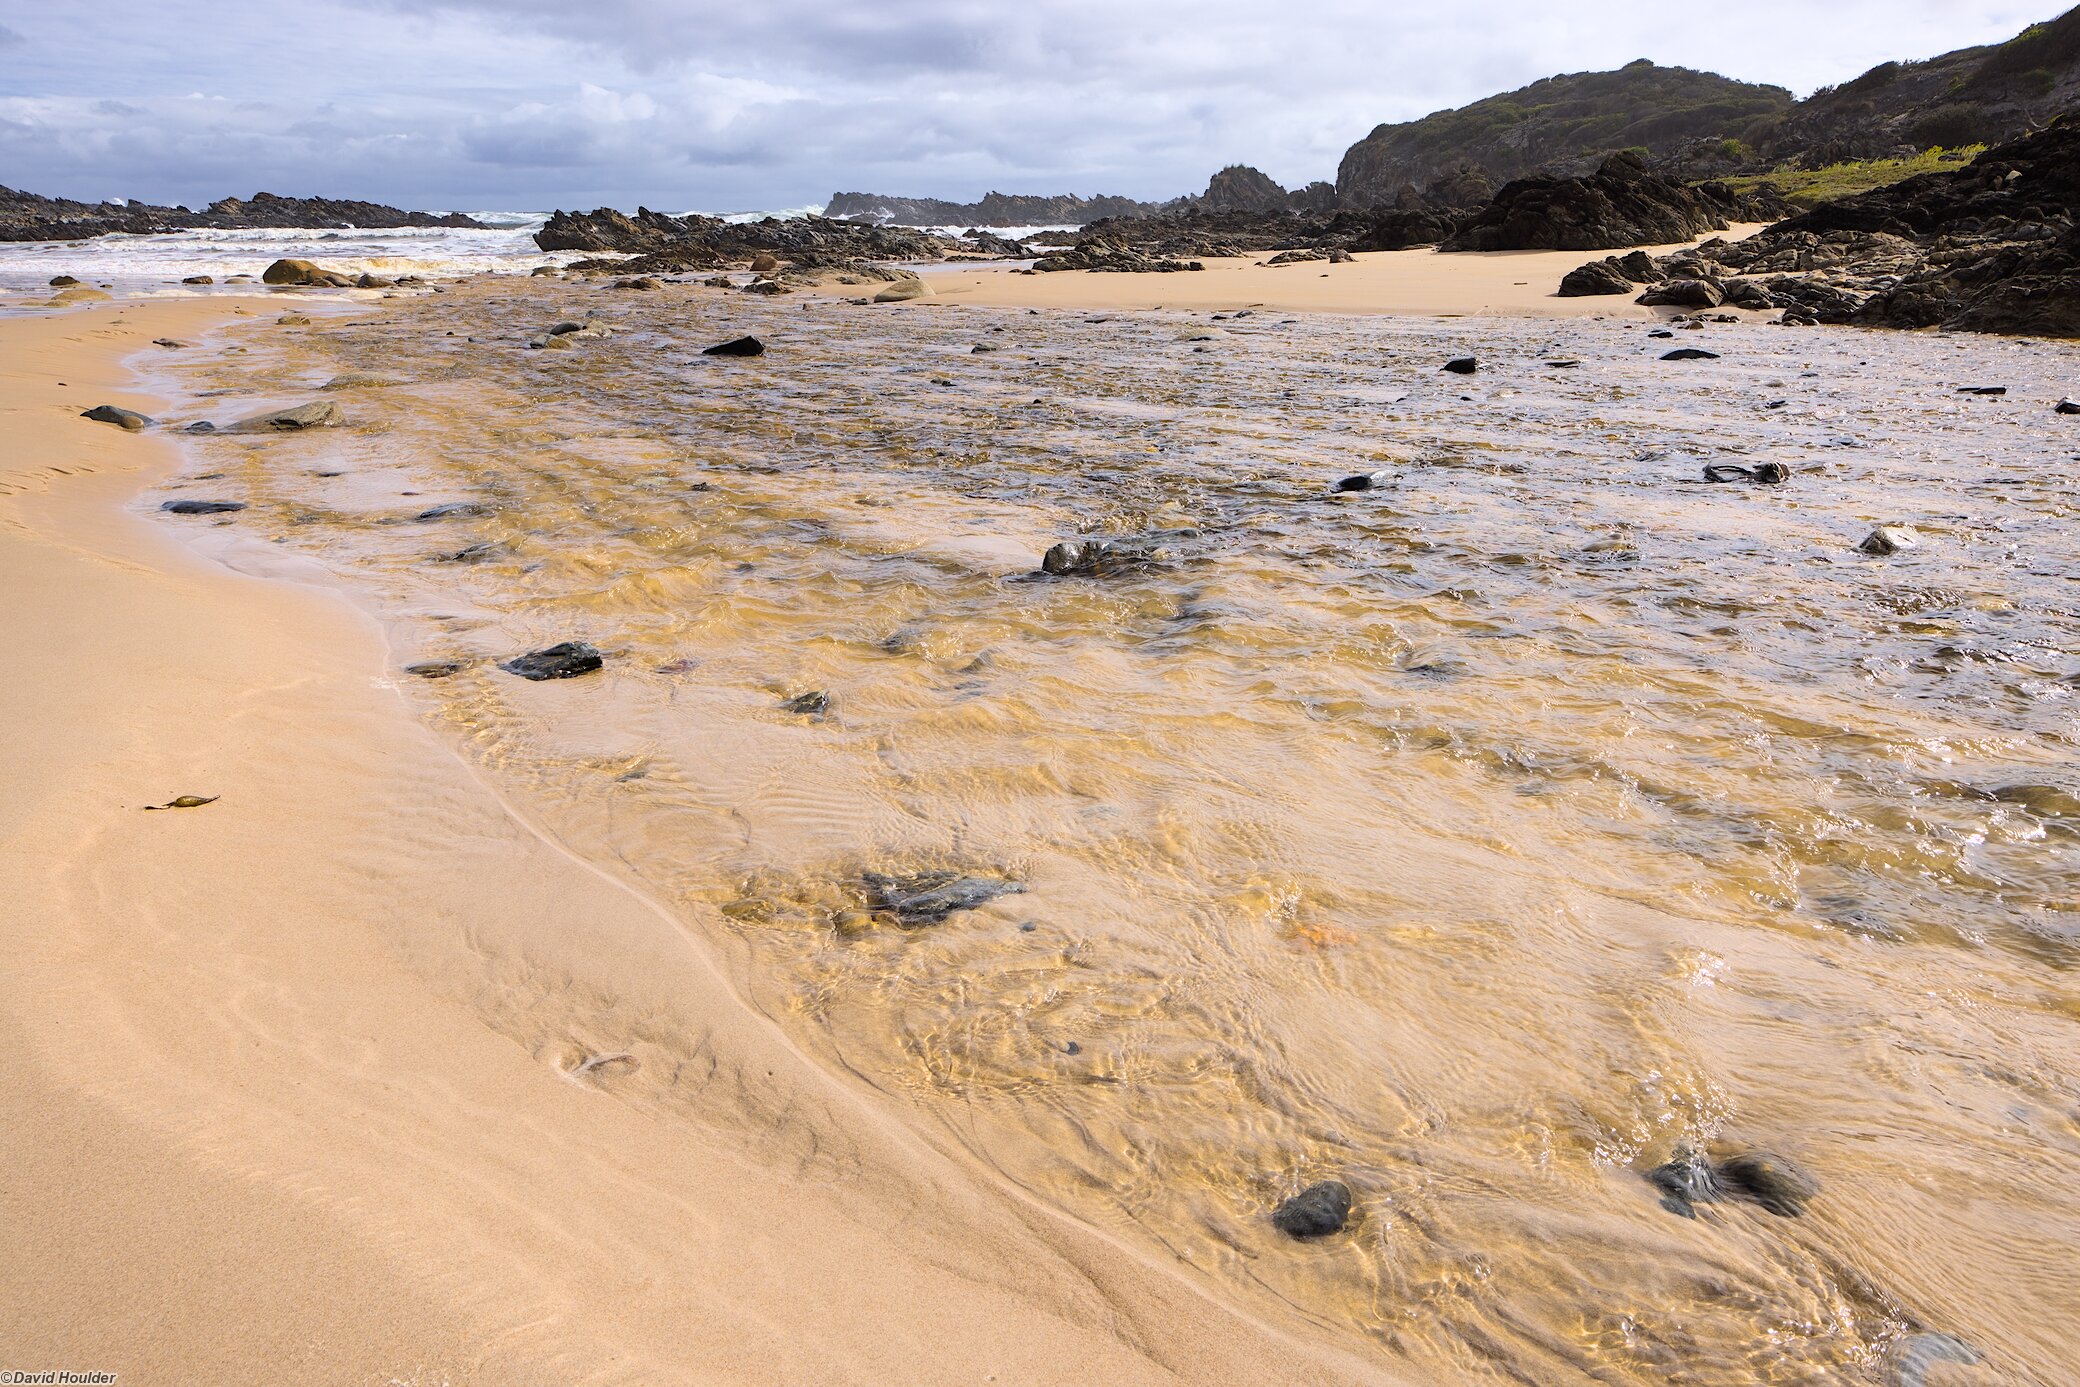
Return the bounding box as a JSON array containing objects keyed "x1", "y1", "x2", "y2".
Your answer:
[
  {"x1": 81, "y1": 404, "x2": 151, "y2": 431},
  {"x1": 873, "y1": 277, "x2": 933, "y2": 302},
  {"x1": 262, "y1": 258, "x2": 355, "y2": 287}
]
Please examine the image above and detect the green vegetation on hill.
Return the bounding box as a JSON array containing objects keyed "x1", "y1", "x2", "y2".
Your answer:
[
  {"x1": 1718, "y1": 146, "x2": 1986, "y2": 210},
  {"x1": 1336, "y1": 61, "x2": 1792, "y2": 206}
]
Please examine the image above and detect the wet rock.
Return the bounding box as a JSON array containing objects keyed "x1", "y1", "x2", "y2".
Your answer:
[
  {"x1": 1334, "y1": 470, "x2": 1393, "y2": 493},
  {"x1": 873, "y1": 277, "x2": 933, "y2": 302},
  {"x1": 184, "y1": 421, "x2": 216, "y2": 433},
  {"x1": 1647, "y1": 328, "x2": 1675, "y2": 339},
  {"x1": 181, "y1": 275, "x2": 213, "y2": 285},
  {"x1": 321, "y1": 371, "x2": 400, "y2": 389},
  {"x1": 610, "y1": 276, "x2": 658, "y2": 290},
  {"x1": 81, "y1": 404, "x2": 151, "y2": 431},
  {"x1": 2057, "y1": 398, "x2": 2079, "y2": 415},
  {"x1": 1956, "y1": 386, "x2": 2007, "y2": 396},
  {"x1": 1040, "y1": 536, "x2": 1164, "y2": 577},
  {"x1": 414, "y1": 501, "x2": 493, "y2": 521},
  {"x1": 1887, "y1": 1332, "x2": 1982, "y2": 1387},
  {"x1": 1860, "y1": 525, "x2": 1919, "y2": 556},
  {"x1": 433, "y1": 541, "x2": 505, "y2": 564},
  {"x1": 404, "y1": 659, "x2": 470, "y2": 679},
  {"x1": 1271, "y1": 1180, "x2": 1353, "y2": 1238},
  {"x1": 1443, "y1": 356, "x2": 1477, "y2": 374},
  {"x1": 1660, "y1": 348, "x2": 1720, "y2": 361},
  {"x1": 501, "y1": 641, "x2": 604, "y2": 681},
  {"x1": 152, "y1": 337, "x2": 188, "y2": 349},
  {"x1": 224, "y1": 400, "x2": 343, "y2": 432},
  {"x1": 528, "y1": 333, "x2": 573, "y2": 350},
  {"x1": 782, "y1": 689, "x2": 831, "y2": 718},
  {"x1": 161, "y1": 499, "x2": 245, "y2": 515},
  {"x1": 49, "y1": 275, "x2": 79, "y2": 287},
  {"x1": 262, "y1": 257, "x2": 355, "y2": 287},
  {"x1": 1645, "y1": 1146, "x2": 1722, "y2": 1218},
  {"x1": 276, "y1": 313, "x2": 311, "y2": 326},
  {"x1": 1702, "y1": 462, "x2": 1790, "y2": 484},
  {"x1": 862, "y1": 870, "x2": 1023, "y2": 927},
  {"x1": 1717, "y1": 1151, "x2": 1818, "y2": 1217},
  {"x1": 702, "y1": 335, "x2": 766, "y2": 357}
]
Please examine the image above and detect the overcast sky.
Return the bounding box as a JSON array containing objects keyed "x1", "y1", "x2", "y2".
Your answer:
[{"x1": 0, "y1": 1, "x2": 2057, "y2": 213}]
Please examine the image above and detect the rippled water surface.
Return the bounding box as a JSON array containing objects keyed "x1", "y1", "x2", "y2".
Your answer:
[{"x1": 155, "y1": 282, "x2": 2080, "y2": 1386}]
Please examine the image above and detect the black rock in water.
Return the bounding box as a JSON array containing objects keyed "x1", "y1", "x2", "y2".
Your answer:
[
  {"x1": 434, "y1": 541, "x2": 504, "y2": 564},
  {"x1": 1040, "y1": 536, "x2": 1166, "y2": 577},
  {"x1": 501, "y1": 641, "x2": 604, "y2": 681},
  {"x1": 1443, "y1": 356, "x2": 1477, "y2": 374},
  {"x1": 185, "y1": 421, "x2": 216, "y2": 433},
  {"x1": 1661, "y1": 348, "x2": 1720, "y2": 361},
  {"x1": 160, "y1": 499, "x2": 245, "y2": 515},
  {"x1": 1334, "y1": 471, "x2": 1392, "y2": 493},
  {"x1": 415, "y1": 501, "x2": 493, "y2": 521},
  {"x1": 702, "y1": 335, "x2": 765, "y2": 357},
  {"x1": 1956, "y1": 385, "x2": 2007, "y2": 396},
  {"x1": 405, "y1": 660, "x2": 469, "y2": 679},
  {"x1": 783, "y1": 689, "x2": 831, "y2": 717},
  {"x1": 2057, "y1": 398, "x2": 2079, "y2": 414},
  {"x1": 1271, "y1": 1180, "x2": 1353, "y2": 1238},
  {"x1": 82, "y1": 404, "x2": 151, "y2": 431},
  {"x1": 1645, "y1": 1147, "x2": 1722, "y2": 1217},
  {"x1": 1718, "y1": 1151, "x2": 1818, "y2": 1216},
  {"x1": 862, "y1": 871, "x2": 1023, "y2": 927},
  {"x1": 1703, "y1": 462, "x2": 1791, "y2": 484}
]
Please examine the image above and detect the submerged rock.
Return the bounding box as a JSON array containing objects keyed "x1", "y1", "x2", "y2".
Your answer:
[
  {"x1": 702, "y1": 335, "x2": 766, "y2": 357},
  {"x1": 1887, "y1": 1333, "x2": 1982, "y2": 1387},
  {"x1": 1333, "y1": 470, "x2": 1393, "y2": 493},
  {"x1": 404, "y1": 659, "x2": 470, "y2": 679},
  {"x1": 1040, "y1": 536, "x2": 1166, "y2": 577},
  {"x1": 1271, "y1": 1180, "x2": 1353, "y2": 1238},
  {"x1": 1717, "y1": 1151, "x2": 1819, "y2": 1217},
  {"x1": 414, "y1": 501, "x2": 493, "y2": 521},
  {"x1": 1645, "y1": 1146, "x2": 1722, "y2": 1218},
  {"x1": 224, "y1": 401, "x2": 343, "y2": 433},
  {"x1": 1860, "y1": 525, "x2": 1919, "y2": 556},
  {"x1": 161, "y1": 499, "x2": 245, "y2": 515},
  {"x1": 81, "y1": 404, "x2": 151, "y2": 431},
  {"x1": 862, "y1": 871, "x2": 1023, "y2": 927},
  {"x1": 501, "y1": 641, "x2": 604, "y2": 681},
  {"x1": 782, "y1": 689, "x2": 831, "y2": 718},
  {"x1": 1703, "y1": 462, "x2": 1790, "y2": 484}
]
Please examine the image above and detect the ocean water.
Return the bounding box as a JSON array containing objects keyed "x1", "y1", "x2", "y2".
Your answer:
[
  {"x1": 141, "y1": 280, "x2": 2080, "y2": 1386},
  {"x1": 0, "y1": 204, "x2": 1068, "y2": 295}
]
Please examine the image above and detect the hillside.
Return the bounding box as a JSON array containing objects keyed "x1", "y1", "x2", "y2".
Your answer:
[
  {"x1": 1752, "y1": 5, "x2": 2080, "y2": 163},
  {"x1": 1336, "y1": 61, "x2": 1792, "y2": 207}
]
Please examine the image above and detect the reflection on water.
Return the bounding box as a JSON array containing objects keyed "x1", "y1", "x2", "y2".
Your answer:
[{"x1": 156, "y1": 282, "x2": 2080, "y2": 1385}]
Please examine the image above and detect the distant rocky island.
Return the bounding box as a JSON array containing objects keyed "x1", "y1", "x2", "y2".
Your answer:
[{"x1": 0, "y1": 187, "x2": 484, "y2": 242}]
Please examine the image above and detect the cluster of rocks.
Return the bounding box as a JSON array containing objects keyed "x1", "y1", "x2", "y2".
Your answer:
[
  {"x1": 1032, "y1": 238, "x2": 1204, "y2": 274},
  {"x1": 0, "y1": 185, "x2": 483, "y2": 242},
  {"x1": 1558, "y1": 118, "x2": 2080, "y2": 335},
  {"x1": 824, "y1": 189, "x2": 1178, "y2": 227},
  {"x1": 1442, "y1": 150, "x2": 1787, "y2": 252},
  {"x1": 536, "y1": 207, "x2": 952, "y2": 274}
]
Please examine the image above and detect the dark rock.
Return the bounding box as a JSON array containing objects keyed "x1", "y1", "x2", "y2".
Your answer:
[
  {"x1": 434, "y1": 541, "x2": 505, "y2": 564},
  {"x1": 184, "y1": 421, "x2": 216, "y2": 433},
  {"x1": 782, "y1": 690, "x2": 831, "y2": 717},
  {"x1": 1703, "y1": 462, "x2": 1790, "y2": 483},
  {"x1": 1333, "y1": 470, "x2": 1392, "y2": 492},
  {"x1": 82, "y1": 404, "x2": 151, "y2": 431},
  {"x1": 1956, "y1": 385, "x2": 2007, "y2": 395},
  {"x1": 414, "y1": 502, "x2": 493, "y2": 521},
  {"x1": 501, "y1": 641, "x2": 604, "y2": 681},
  {"x1": 1648, "y1": 328, "x2": 1675, "y2": 338},
  {"x1": 404, "y1": 660, "x2": 470, "y2": 679},
  {"x1": 1639, "y1": 277, "x2": 1724, "y2": 308},
  {"x1": 1040, "y1": 537, "x2": 1166, "y2": 577},
  {"x1": 1271, "y1": 1180, "x2": 1353, "y2": 1238},
  {"x1": 152, "y1": 337, "x2": 188, "y2": 348},
  {"x1": 1443, "y1": 356, "x2": 1477, "y2": 374},
  {"x1": 160, "y1": 499, "x2": 245, "y2": 514},
  {"x1": 262, "y1": 257, "x2": 356, "y2": 287},
  {"x1": 1035, "y1": 237, "x2": 1205, "y2": 273},
  {"x1": 1645, "y1": 1146, "x2": 1722, "y2": 1217},
  {"x1": 2058, "y1": 398, "x2": 2080, "y2": 414},
  {"x1": 703, "y1": 335, "x2": 766, "y2": 357},
  {"x1": 1661, "y1": 348, "x2": 1720, "y2": 360},
  {"x1": 49, "y1": 275, "x2": 79, "y2": 286},
  {"x1": 862, "y1": 871, "x2": 1023, "y2": 927},
  {"x1": 181, "y1": 275, "x2": 213, "y2": 285},
  {"x1": 538, "y1": 206, "x2": 945, "y2": 273},
  {"x1": 1442, "y1": 150, "x2": 1778, "y2": 253},
  {"x1": 1557, "y1": 258, "x2": 1636, "y2": 296},
  {"x1": 1717, "y1": 1151, "x2": 1818, "y2": 1216}
]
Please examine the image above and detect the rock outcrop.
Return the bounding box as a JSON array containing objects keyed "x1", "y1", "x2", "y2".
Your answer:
[
  {"x1": 0, "y1": 186, "x2": 483, "y2": 242},
  {"x1": 823, "y1": 190, "x2": 1176, "y2": 227},
  {"x1": 538, "y1": 208, "x2": 951, "y2": 272},
  {"x1": 1574, "y1": 119, "x2": 2080, "y2": 336},
  {"x1": 1441, "y1": 151, "x2": 1785, "y2": 252}
]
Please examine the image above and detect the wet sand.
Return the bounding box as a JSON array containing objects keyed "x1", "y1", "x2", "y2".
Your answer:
[
  {"x1": 0, "y1": 298, "x2": 1387, "y2": 1384},
  {"x1": 6, "y1": 272, "x2": 2078, "y2": 1386}
]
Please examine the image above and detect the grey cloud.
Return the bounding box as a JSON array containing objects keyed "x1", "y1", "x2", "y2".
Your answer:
[{"x1": 0, "y1": 0, "x2": 2056, "y2": 211}]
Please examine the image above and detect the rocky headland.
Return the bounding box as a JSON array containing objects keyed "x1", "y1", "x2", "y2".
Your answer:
[
  {"x1": 1441, "y1": 151, "x2": 1788, "y2": 251},
  {"x1": 0, "y1": 187, "x2": 484, "y2": 242}
]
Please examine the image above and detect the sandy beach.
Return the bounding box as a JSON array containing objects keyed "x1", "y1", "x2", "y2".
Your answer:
[
  {"x1": 920, "y1": 228, "x2": 1771, "y2": 316},
  {"x1": 0, "y1": 297, "x2": 1391, "y2": 1385}
]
